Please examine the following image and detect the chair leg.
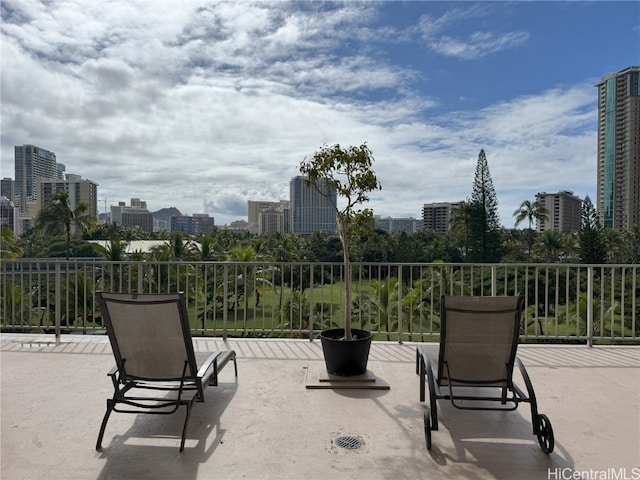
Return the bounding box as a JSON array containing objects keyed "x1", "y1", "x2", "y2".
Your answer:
[
  {"x1": 180, "y1": 403, "x2": 193, "y2": 452},
  {"x1": 96, "y1": 399, "x2": 115, "y2": 451}
]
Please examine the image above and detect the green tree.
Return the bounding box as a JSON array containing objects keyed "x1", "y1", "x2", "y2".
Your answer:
[
  {"x1": 601, "y1": 228, "x2": 622, "y2": 263},
  {"x1": 578, "y1": 196, "x2": 606, "y2": 264},
  {"x1": 299, "y1": 143, "x2": 381, "y2": 340},
  {"x1": 513, "y1": 199, "x2": 549, "y2": 262},
  {"x1": 35, "y1": 190, "x2": 96, "y2": 259},
  {"x1": 468, "y1": 149, "x2": 501, "y2": 262},
  {"x1": 617, "y1": 227, "x2": 640, "y2": 263}
]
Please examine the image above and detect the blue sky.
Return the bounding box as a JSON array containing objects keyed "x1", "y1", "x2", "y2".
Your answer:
[{"x1": 1, "y1": 1, "x2": 639, "y2": 227}]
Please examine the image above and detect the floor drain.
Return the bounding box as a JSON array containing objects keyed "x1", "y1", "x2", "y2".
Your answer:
[{"x1": 334, "y1": 435, "x2": 363, "y2": 450}]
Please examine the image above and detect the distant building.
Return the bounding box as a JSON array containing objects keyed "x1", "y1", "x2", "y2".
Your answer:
[
  {"x1": 14, "y1": 145, "x2": 63, "y2": 214},
  {"x1": 595, "y1": 65, "x2": 640, "y2": 230},
  {"x1": 0, "y1": 196, "x2": 17, "y2": 233},
  {"x1": 248, "y1": 200, "x2": 290, "y2": 235},
  {"x1": 38, "y1": 174, "x2": 99, "y2": 224},
  {"x1": 110, "y1": 198, "x2": 153, "y2": 233},
  {"x1": 171, "y1": 214, "x2": 215, "y2": 235},
  {"x1": 1, "y1": 178, "x2": 15, "y2": 203},
  {"x1": 374, "y1": 216, "x2": 422, "y2": 234},
  {"x1": 535, "y1": 191, "x2": 582, "y2": 233},
  {"x1": 154, "y1": 218, "x2": 170, "y2": 232},
  {"x1": 290, "y1": 176, "x2": 336, "y2": 235},
  {"x1": 222, "y1": 219, "x2": 250, "y2": 233},
  {"x1": 422, "y1": 202, "x2": 460, "y2": 233}
]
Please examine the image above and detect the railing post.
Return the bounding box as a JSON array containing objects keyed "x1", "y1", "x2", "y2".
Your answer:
[
  {"x1": 491, "y1": 265, "x2": 497, "y2": 296},
  {"x1": 54, "y1": 262, "x2": 61, "y2": 345},
  {"x1": 222, "y1": 264, "x2": 228, "y2": 340},
  {"x1": 137, "y1": 262, "x2": 143, "y2": 293},
  {"x1": 397, "y1": 265, "x2": 403, "y2": 344},
  {"x1": 308, "y1": 264, "x2": 314, "y2": 341},
  {"x1": 587, "y1": 266, "x2": 594, "y2": 347}
]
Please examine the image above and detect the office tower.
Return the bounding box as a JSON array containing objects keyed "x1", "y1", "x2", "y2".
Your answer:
[
  {"x1": 38, "y1": 174, "x2": 99, "y2": 221},
  {"x1": 422, "y1": 202, "x2": 460, "y2": 233},
  {"x1": 14, "y1": 145, "x2": 61, "y2": 214},
  {"x1": 535, "y1": 191, "x2": 582, "y2": 233},
  {"x1": 595, "y1": 66, "x2": 640, "y2": 230},
  {"x1": 290, "y1": 176, "x2": 336, "y2": 235}
]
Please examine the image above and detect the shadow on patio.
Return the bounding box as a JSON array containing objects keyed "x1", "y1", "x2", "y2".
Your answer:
[{"x1": 1, "y1": 334, "x2": 638, "y2": 480}]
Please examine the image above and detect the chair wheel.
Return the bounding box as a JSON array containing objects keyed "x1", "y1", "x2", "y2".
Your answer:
[
  {"x1": 424, "y1": 408, "x2": 432, "y2": 450},
  {"x1": 536, "y1": 414, "x2": 554, "y2": 454}
]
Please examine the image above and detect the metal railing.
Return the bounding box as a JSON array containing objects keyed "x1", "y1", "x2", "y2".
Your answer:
[{"x1": 1, "y1": 259, "x2": 638, "y2": 345}]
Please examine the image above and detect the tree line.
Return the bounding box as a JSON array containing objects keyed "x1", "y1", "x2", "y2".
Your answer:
[{"x1": 2, "y1": 150, "x2": 639, "y2": 264}]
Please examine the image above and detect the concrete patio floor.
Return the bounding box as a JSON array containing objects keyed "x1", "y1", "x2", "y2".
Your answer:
[{"x1": 1, "y1": 334, "x2": 639, "y2": 480}]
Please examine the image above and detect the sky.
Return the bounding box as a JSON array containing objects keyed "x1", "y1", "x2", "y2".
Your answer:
[{"x1": 1, "y1": 1, "x2": 639, "y2": 228}]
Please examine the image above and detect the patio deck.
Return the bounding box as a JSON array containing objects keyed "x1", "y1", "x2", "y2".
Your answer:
[{"x1": 1, "y1": 334, "x2": 639, "y2": 480}]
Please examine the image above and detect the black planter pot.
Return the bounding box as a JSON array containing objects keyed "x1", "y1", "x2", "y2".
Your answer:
[{"x1": 319, "y1": 328, "x2": 372, "y2": 376}]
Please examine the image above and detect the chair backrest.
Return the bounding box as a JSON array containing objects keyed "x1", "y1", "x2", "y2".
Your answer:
[
  {"x1": 97, "y1": 292, "x2": 198, "y2": 381},
  {"x1": 438, "y1": 295, "x2": 524, "y2": 387}
]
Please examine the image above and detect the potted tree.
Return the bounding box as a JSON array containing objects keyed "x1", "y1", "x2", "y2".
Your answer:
[{"x1": 299, "y1": 143, "x2": 381, "y2": 376}]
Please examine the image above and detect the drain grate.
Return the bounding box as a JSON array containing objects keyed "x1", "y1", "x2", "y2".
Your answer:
[{"x1": 334, "y1": 435, "x2": 363, "y2": 450}]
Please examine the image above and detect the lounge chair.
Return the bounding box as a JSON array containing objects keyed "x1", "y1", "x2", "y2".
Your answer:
[
  {"x1": 416, "y1": 295, "x2": 554, "y2": 453},
  {"x1": 96, "y1": 292, "x2": 237, "y2": 452}
]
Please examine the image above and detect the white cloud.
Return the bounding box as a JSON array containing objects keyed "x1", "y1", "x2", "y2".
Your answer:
[{"x1": 0, "y1": 1, "x2": 598, "y2": 227}]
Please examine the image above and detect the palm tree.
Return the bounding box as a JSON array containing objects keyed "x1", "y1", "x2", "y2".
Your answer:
[
  {"x1": 0, "y1": 228, "x2": 23, "y2": 259},
  {"x1": 93, "y1": 239, "x2": 129, "y2": 261},
  {"x1": 189, "y1": 234, "x2": 222, "y2": 261},
  {"x1": 227, "y1": 245, "x2": 273, "y2": 332},
  {"x1": 513, "y1": 200, "x2": 549, "y2": 262},
  {"x1": 35, "y1": 190, "x2": 96, "y2": 259},
  {"x1": 450, "y1": 199, "x2": 476, "y2": 261},
  {"x1": 540, "y1": 230, "x2": 563, "y2": 263}
]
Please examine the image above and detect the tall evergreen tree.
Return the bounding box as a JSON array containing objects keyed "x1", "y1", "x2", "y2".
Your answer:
[
  {"x1": 578, "y1": 195, "x2": 606, "y2": 264},
  {"x1": 468, "y1": 149, "x2": 502, "y2": 262}
]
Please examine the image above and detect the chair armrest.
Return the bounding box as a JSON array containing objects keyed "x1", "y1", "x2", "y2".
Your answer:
[
  {"x1": 197, "y1": 350, "x2": 237, "y2": 386},
  {"x1": 196, "y1": 352, "x2": 221, "y2": 379},
  {"x1": 107, "y1": 365, "x2": 118, "y2": 376}
]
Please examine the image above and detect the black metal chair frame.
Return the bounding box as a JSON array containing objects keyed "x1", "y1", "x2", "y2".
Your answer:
[
  {"x1": 416, "y1": 295, "x2": 554, "y2": 454},
  {"x1": 96, "y1": 292, "x2": 237, "y2": 452}
]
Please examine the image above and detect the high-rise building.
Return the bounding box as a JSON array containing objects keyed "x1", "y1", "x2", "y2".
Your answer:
[
  {"x1": 422, "y1": 202, "x2": 460, "y2": 233},
  {"x1": 595, "y1": 66, "x2": 640, "y2": 230},
  {"x1": 38, "y1": 174, "x2": 99, "y2": 222},
  {"x1": 290, "y1": 176, "x2": 336, "y2": 235},
  {"x1": 14, "y1": 145, "x2": 63, "y2": 214},
  {"x1": 535, "y1": 191, "x2": 582, "y2": 233}
]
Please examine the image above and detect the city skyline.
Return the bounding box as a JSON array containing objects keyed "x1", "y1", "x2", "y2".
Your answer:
[{"x1": 1, "y1": 1, "x2": 638, "y2": 226}]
